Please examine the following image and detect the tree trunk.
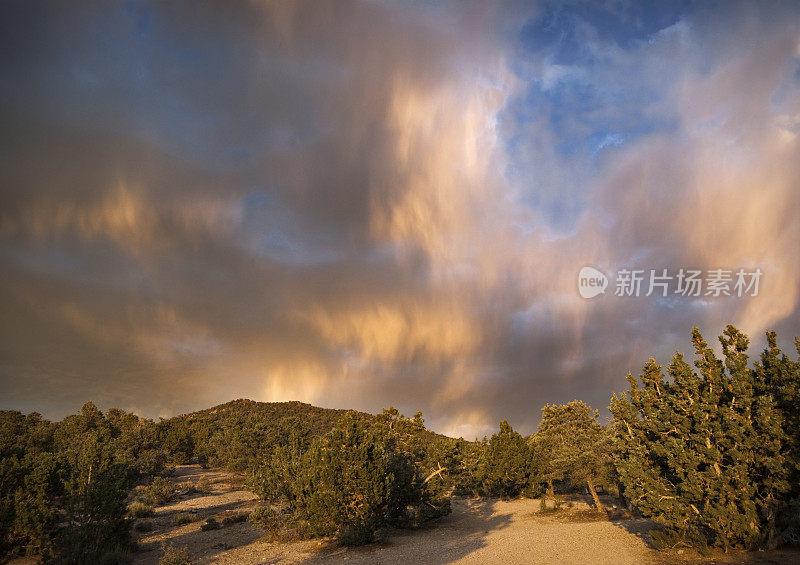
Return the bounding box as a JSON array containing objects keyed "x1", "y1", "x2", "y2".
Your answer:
[
  {"x1": 546, "y1": 479, "x2": 554, "y2": 509},
  {"x1": 586, "y1": 476, "x2": 605, "y2": 513},
  {"x1": 616, "y1": 480, "x2": 628, "y2": 509},
  {"x1": 766, "y1": 495, "x2": 779, "y2": 551}
]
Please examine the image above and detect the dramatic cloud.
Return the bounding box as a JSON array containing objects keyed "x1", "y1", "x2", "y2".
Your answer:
[{"x1": 1, "y1": 1, "x2": 798, "y2": 438}]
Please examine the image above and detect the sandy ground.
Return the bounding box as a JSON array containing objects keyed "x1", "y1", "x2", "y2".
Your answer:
[{"x1": 131, "y1": 465, "x2": 800, "y2": 565}]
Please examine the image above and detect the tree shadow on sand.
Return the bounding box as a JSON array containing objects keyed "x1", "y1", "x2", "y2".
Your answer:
[
  {"x1": 608, "y1": 517, "x2": 658, "y2": 549},
  {"x1": 302, "y1": 497, "x2": 514, "y2": 564},
  {"x1": 134, "y1": 497, "x2": 513, "y2": 564}
]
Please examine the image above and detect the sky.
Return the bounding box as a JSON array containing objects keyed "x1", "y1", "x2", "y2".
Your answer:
[{"x1": 1, "y1": 0, "x2": 799, "y2": 438}]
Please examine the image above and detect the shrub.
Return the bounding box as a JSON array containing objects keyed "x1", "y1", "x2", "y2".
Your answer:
[
  {"x1": 170, "y1": 513, "x2": 195, "y2": 526},
  {"x1": 195, "y1": 476, "x2": 211, "y2": 494},
  {"x1": 251, "y1": 412, "x2": 435, "y2": 546},
  {"x1": 54, "y1": 456, "x2": 133, "y2": 563},
  {"x1": 127, "y1": 502, "x2": 154, "y2": 519},
  {"x1": 158, "y1": 543, "x2": 191, "y2": 565},
  {"x1": 248, "y1": 505, "x2": 280, "y2": 528},
  {"x1": 140, "y1": 477, "x2": 177, "y2": 506}
]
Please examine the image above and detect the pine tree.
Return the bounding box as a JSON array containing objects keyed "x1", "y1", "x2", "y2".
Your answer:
[
  {"x1": 611, "y1": 326, "x2": 799, "y2": 550},
  {"x1": 754, "y1": 332, "x2": 800, "y2": 546},
  {"x1": 250, "y1": 411, "x2": 448, "y2": 546},
  {"x1": 477, "y1": 420, "x2": 532, "y2": 498},
  {"x1": 535, "y1": 401, "x2": 611, "y2": 512}
]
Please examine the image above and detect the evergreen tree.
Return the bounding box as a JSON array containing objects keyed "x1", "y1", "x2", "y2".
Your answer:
[
  {"x1": 535, "y1": 401, "x2": 611, "y2": 512},
  {"x1": 251, "y1": 411, "x2": 448, "y2": 546},
  {"x1": 754, "y1": 332, "x2": 800, "y2": 546},
  {"x1": 477, "y1": 420, "x2": 532, "y2": 498},
  {"x1": 611, "y1": 326, "x2": 799, "y2": 550}
]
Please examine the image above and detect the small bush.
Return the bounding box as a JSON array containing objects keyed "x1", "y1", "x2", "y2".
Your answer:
[
  {"x1": 127, "y1": 501, "x2": 155, "y2": 519},
  {"x1": 140, "y1": 477, "x2": 178, "y2": 506},
  {"x1": 134, "y1": 520, "x2": 153, "y2": 532},
  {"x1": 158, "y1": 543, "x2": 191, "y2": 565},
  {"x1": 195, "y1": 476, "x2": 211, "y2": 494},
  {"x1": 200, "y1": 517, "x2": 220, "y2": 531},
  {"x1": 175, "y1": 481, "x2": 195, "y2": 496},
  {"x1": 170, "y1": 513, "x2": 196, "y2": 526}
]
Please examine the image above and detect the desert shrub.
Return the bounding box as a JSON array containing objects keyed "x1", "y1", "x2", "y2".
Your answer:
[
  {"x1": 54, "y1": 456, "x2": 133, "y2": 563},
  {"x1": 1, "y1": 404, "x2": 141, "y2": 562},
  {"x1": 133, "y1": 520, "x2": 153, "y2": 532},
  {"x1": 139, "y1": 477, "x2": 177, "y2": 506},
  {"x1": 0, "y1": 449, "x2": 62, "y2": 558},
  {"x1": 170, "y1": 513, "x2": 195, "y2": 526},
  {"x1": 199, "y1": 517, "x2": 219, "y2": 531},
  {"x1": 194, "y1": 476, "x2": 211, "y2": 494},
  {"x1": 251, "y1": 412, "x2": 441, "y2": 546},
  {"x1": 127, "y1": 502, "x2": 154, "y2": 519},
  {"x1": 650, "y1": 527, "x2": 710, "y2": 555},
  {"x1": 158, "y1": 543, "x2": 191, "y2": 565}
]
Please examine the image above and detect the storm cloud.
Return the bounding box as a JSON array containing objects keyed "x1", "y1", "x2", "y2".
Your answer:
[{"x1": 1, "y1": 1, "x2": 799, "y2": 438}]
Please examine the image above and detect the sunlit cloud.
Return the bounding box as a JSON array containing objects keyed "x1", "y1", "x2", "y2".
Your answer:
[{"x1": 1, "y1": 1, "x2": 798, "y2": 437}]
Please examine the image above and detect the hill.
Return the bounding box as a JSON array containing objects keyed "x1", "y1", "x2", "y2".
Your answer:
[{"x1": 156, "y1": 399, "x2": 455, "y2": 472}]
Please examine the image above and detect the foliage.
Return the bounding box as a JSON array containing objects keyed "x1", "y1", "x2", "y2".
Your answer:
[
  {"x1": 158, "y1": 543, "x2": 191, "y2": 565},
  {"x1": 611, "y1": 326, "x2": 800, "y2": 550},
  {"x1": 126, "y1": 502, "x2": 154, "y2": 519},
  {"x1": 534, "y1": 401, "x2": 613, "y2": 511},
  {"x1": 138, "y1": 476, "x2": 180, "y2": 507},
  {"x1": 251, "y1": 411, "x2": 448, "y2": 546},
  {"x1": 0, "y1": 402, "x2": 169, "y2": 561},
  {"x1": 3, "y1": 327, "x2": 798, "y2": 558},
  {"x1": 133, "y1": 520, "x2": 153, "y2": 533},
  {"x1": 475, "y1": 421, "x2": 533, "y2": 498},
  {"x1": 170, "y1": 513, "x2": 196, "y2": 526},
  {"x1": 195, "y1": 476, "x2": 211, "y2": 494},
  {"x1": 248, "y1": 505, "x2": 298, "y2": 540}
]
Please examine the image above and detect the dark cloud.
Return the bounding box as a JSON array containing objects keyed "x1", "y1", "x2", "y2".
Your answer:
[{"x1": 1, "y1": 1, "x2": 798, "y2": 437}]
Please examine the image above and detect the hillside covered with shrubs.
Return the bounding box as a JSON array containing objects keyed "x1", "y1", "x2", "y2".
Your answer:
[{"x1": 1, "y1": 325, "x2": 799, "y2": 562}]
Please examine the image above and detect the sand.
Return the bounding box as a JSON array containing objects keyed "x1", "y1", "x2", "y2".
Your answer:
[{"x1": 130, "y1": 465, "x2": 800, "y2": 565}]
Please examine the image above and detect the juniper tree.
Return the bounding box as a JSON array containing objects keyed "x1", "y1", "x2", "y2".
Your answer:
[
  {"x1": 477, "y1": 420, "x2": 532, "y2": 498},
  {"x1": 611, "y1": 326, "x2": 798, "y2": 550},
  {"x1": 535, "y1": 401, "x2": 611, "y2": 512},
  {"x1": 250, "y1": 411, "x2": 448, "y2": 546},
  {"x1": 754, "y1": 332, "x2": 800, "y2": 546}
]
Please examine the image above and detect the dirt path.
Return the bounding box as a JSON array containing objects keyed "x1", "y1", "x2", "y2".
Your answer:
[{"x1": 131, "y1": 466, "x2": 800, "y2": 564}]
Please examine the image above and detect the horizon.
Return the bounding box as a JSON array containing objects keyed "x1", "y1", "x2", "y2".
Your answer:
[{"x1": 2, "y1": 1, "x2": 799, "y2": 439}]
